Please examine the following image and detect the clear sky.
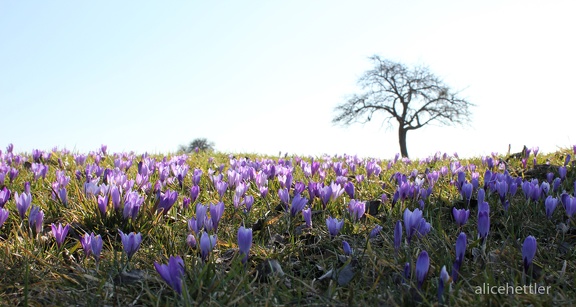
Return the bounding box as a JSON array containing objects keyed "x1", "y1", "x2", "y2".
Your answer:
[{"x1": 1, "y1": 0, "x2": 575, "y2": 159}]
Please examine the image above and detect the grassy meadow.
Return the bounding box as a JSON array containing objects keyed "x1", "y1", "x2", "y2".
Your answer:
[{"x1": 0, "y1": 144, "x2": 575, "y2": 306}]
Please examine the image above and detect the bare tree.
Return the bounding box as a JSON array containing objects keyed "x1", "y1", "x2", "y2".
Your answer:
[{"x1": 333, "y1": 55, "x2": 473, "y2": 158}]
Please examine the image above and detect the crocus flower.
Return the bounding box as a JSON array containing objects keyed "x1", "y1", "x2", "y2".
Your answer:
[
  {"x1": 244, "y1": 195, "x2": 254, "y2": 212},
  {"x1": 394, "y1": 220, "x2": 402, "y2": 252},
  {"x1": 415, "y1": 218, "x2": 431, "y2": 238},
  {"x1": 348, "y1": 199, "x2": 366, "y2": 221},
  {"x1": 157, "y1": 190, "x2": 178, "y2": 214},
  {"x1": 237, "y1": 226, "x2": 253, "y2": 263},
  {"x1": 91, "y1": 233, "x2": 103, "y2": 263},
  {"x1": 290, "y1": 194, "x2": 307, "y2": 217},
  {"x1": 415, "y1": 250, "x2": 430, "y2": 289},
  {"x1": 452, "y1": 232, "x2": 466, "y2": 282},
  {"x1": 559, "y1": 166, "x2": 567, "y2": 181},
  {"x1": 461, "y1": 182, "x2": 473, "y2": 204},
  {"x1": 200, "y1": 231, "x2": 217, "y2": 262},
  {"x1": 15, "y1": 191, "x2": 31, "y2": 220},
  {"x1": 522, "y1": 235, "x2": 537, "y2": 273},
  {"x1": 216, "y1": 181, "x2": 228, "y2": 198},
  {"x1": 190, "y1": 185, "x2": 200, "y2": 203},
  {"x1": 438, "y1": 265, "x2": 450, "y2": 303},
  {"x1": 342, "y1": 241, "x2": 352, "y2": 255},
  {"x1": 344, "y1": 182, "x2": 355, "y2": 199},
  {"x1": 51, "y1": 223, "x2": 70, "y2": 248},
  {"x1": 118, "y1": 230, "x2": 142, "y2": 260},
  {"x1": 110, "y1": 185, "x2": 121, "y2": 210},
  {"x1": 478, "y1": 211, "x2": 490, "y2": 240},
  {"x1": 319, "y1": 185, "x2": 332, "y2": 207},
  {"x1": 326, "y1": 216, "x2": 344, "y2": 237},
  {"x1": 81, "y1": 233, "x2": 92, "y2": 258},
  {"x1": 302, "y1": 207, "x2": 312, "y2": 228},
  {"x1": 370, "y1": 225, "x2": 383, "y2": 239},
  {"x1": 403, "y1": 262, "x2": 411, "y2": 282},
  {"x1": 28, "y1": 205, "x2": 44, "y2": 234},
  {"x1": 123, "y1": 191, "x2": 144, "y2": 220},
  {"x1": 154, "y1": 256, "x2": 185, "y2": 295},
  {"x1": 561, "y1": 193, "x2": 576, "y2": 218},
  {"x1": 403, "y1": 208, "x2": 423, "y2": 243},
  {"x1": 0, "y1": 208, "x2": 9, "y2": 228},
  {"x1": 452, "y1": 208, "x2": 470, "y2": 226},
  {"x1": 278, "y1": 188, "x2": 290, "y2": 205},
  {"x1": 97, "y1": 195, "x2": 108, "y2": 215},
  {"x1": 545, "y1": 196, "x2": 558, "y2": 219},
  {"x1": 186, "y1": 234, "x2": 197, "y2": 249},
  {"x1": 210, "y1": 202, "x2": 225, "y2": 232},
  {"x1": 0, "y1": 187, "x2": 10, "y2": 207}
]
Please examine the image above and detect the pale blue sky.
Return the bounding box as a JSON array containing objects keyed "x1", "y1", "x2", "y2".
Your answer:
[{"x1": 2, "y1": 1, "x2": 575, "y2": 159}]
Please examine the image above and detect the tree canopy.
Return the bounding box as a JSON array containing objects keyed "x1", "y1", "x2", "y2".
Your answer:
[{"x1": 333, "y1": 55, "x2": 473, "y2": 158}]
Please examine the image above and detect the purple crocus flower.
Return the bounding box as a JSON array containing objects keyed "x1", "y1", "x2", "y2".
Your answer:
[
  {"x1": 110, "y1": 185, "x2": 121, "y2": 210},
  {"x1": 81, "y1": 233, "x2": 92, "y2": 257},
  {"x1": 403, "y1": 262, "x2": 411, "y2": 282},
  {"x1": 195, "y1": 203, "x2": 207, "y2": 230},
  {"x1": 216, "y1": 181, "x2": 228, "y2": 199},
  {"x1": 452, "y1": 232, "x2": 467, "y2": 282},
  {"x1": 344, "y1": 182, "x2": 355, "y2": 199},
  {"x1": 478, "y1": 211, "x2": 490, "y2": 240},
  {"x1": 186, "y1": 234, "x2": 197, "y2": 249},
  {"x1": 522, "y1": 235, "x2": 537, "y2": 273},
  {"x1": 370, "y1": 225, "x2": 383, "y2": 238},
  {"x1": 97, "y1": 195, "x2": 108, "y2": 215},
  {"x1": 415, "y1": 250, "x2": 430, "y2": 289},
  {"x1": 558, "y1": 166, "x2": 567, "y2": 181},
  {"x1": 348, "y1": 199, "x2": 365, "y2": 221},
  {"x1": 0, "y1": 208, "x2": 9, "y2": 228},
  {"x1": 157, "y1": 190, "x2": 178, "y2": 214},
  {"x1": 278, "y1": 188, "x2": 290, "y2": 205},
  {"x1": 237, "y1": 226, "x2": 253, "y2": 263},
  {"x1": 28, "y1": 205, "x2": 44, "y2": 234},
  {"x1": 118, "y1": 230, "x2": 142, "y2": 260},
  {"x1": 200, "y1": 231, "x2": 217, "y2": 262},
  {"x1": 51, "y1": 223, "x2": 70, "y2": 248},
  {"x1": 210, "y1": 202, "x2": 225, "y2": 232},
  {"x1": 302, "y1": 207, "x2": 312, "y2": 228},
  {"x1": 415, "y1": 218, "x2": 431, "y2": 238},
  {"x1": 461, "y1": 182, "x2": 473, "y2": 204},
  {"x1": 154, "y1": 255, "x2": 185, "y2": 295},
  {"x1": 123, "y1": 191, "x2": 144, "y2": 220},
  {"x1": 394, "y1": 220, "x2": 402, "y2": 252},
  {"x1": 561, "y1": 193, "x2": 576, "y2": 218},
  {"x1": 190, "y1": 185, "x2": 200, "y2": 203},
  {"x1": 91, "y1": 233, "x2": 103, "y2": 263},
  {"x1": 455, "y1": 232, "x2": 466, "y2": 264},
  {"x1": 0, "y1": 187, "x2": 10, "y2": 207},
  {"x1": 438, "y1": 265, "x2": 450, "y2": 303},
  {"x1": 319, "y1": 185, "x2": 332, "y2": 208},
  {"x1": 244, "y1": 195, "x2": 254, "y2": 212},
  {"x1": 15, "y1": 191, "x2": 31, "y2": 220},
  {"x1": 545, "y1": 196, "x2": 558, "y2": 219},
  {"x1": 325, "y1": 216, "x2": 344, "y2": 237},
  {"x1": 342, "y1": 241, "x2": 352, "y2": 255},
  {"x1": 290, "y1": 194, "x2": 307, "y2": 217},
  {"x1": 452, "y1": 208, "x2": 470, "y2": 226},
  {"x1": 403, "y1": 208, "x2": 423, "y2": 243}
]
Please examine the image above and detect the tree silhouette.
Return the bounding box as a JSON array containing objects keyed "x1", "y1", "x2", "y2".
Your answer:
[
  {"x1": 333, "y1": 55, "x2": 473, "y2": 158},
  {"x1": 178, "y1": 138, "x2": 215, "y2": 153}
]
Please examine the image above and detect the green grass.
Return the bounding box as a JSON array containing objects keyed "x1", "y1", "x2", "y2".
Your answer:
[{"x1": 0, "y1": 148, "x2": 575, "y2": 306}]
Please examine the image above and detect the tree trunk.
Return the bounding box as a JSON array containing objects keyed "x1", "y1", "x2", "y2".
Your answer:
[{"x1": 398, "y1": 127, "x2": 409, "y2": 158}]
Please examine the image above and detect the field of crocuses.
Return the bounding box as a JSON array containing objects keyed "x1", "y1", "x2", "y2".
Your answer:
[{"x1": 1, "y1": 143, "x2": 575, "y2": 306}]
